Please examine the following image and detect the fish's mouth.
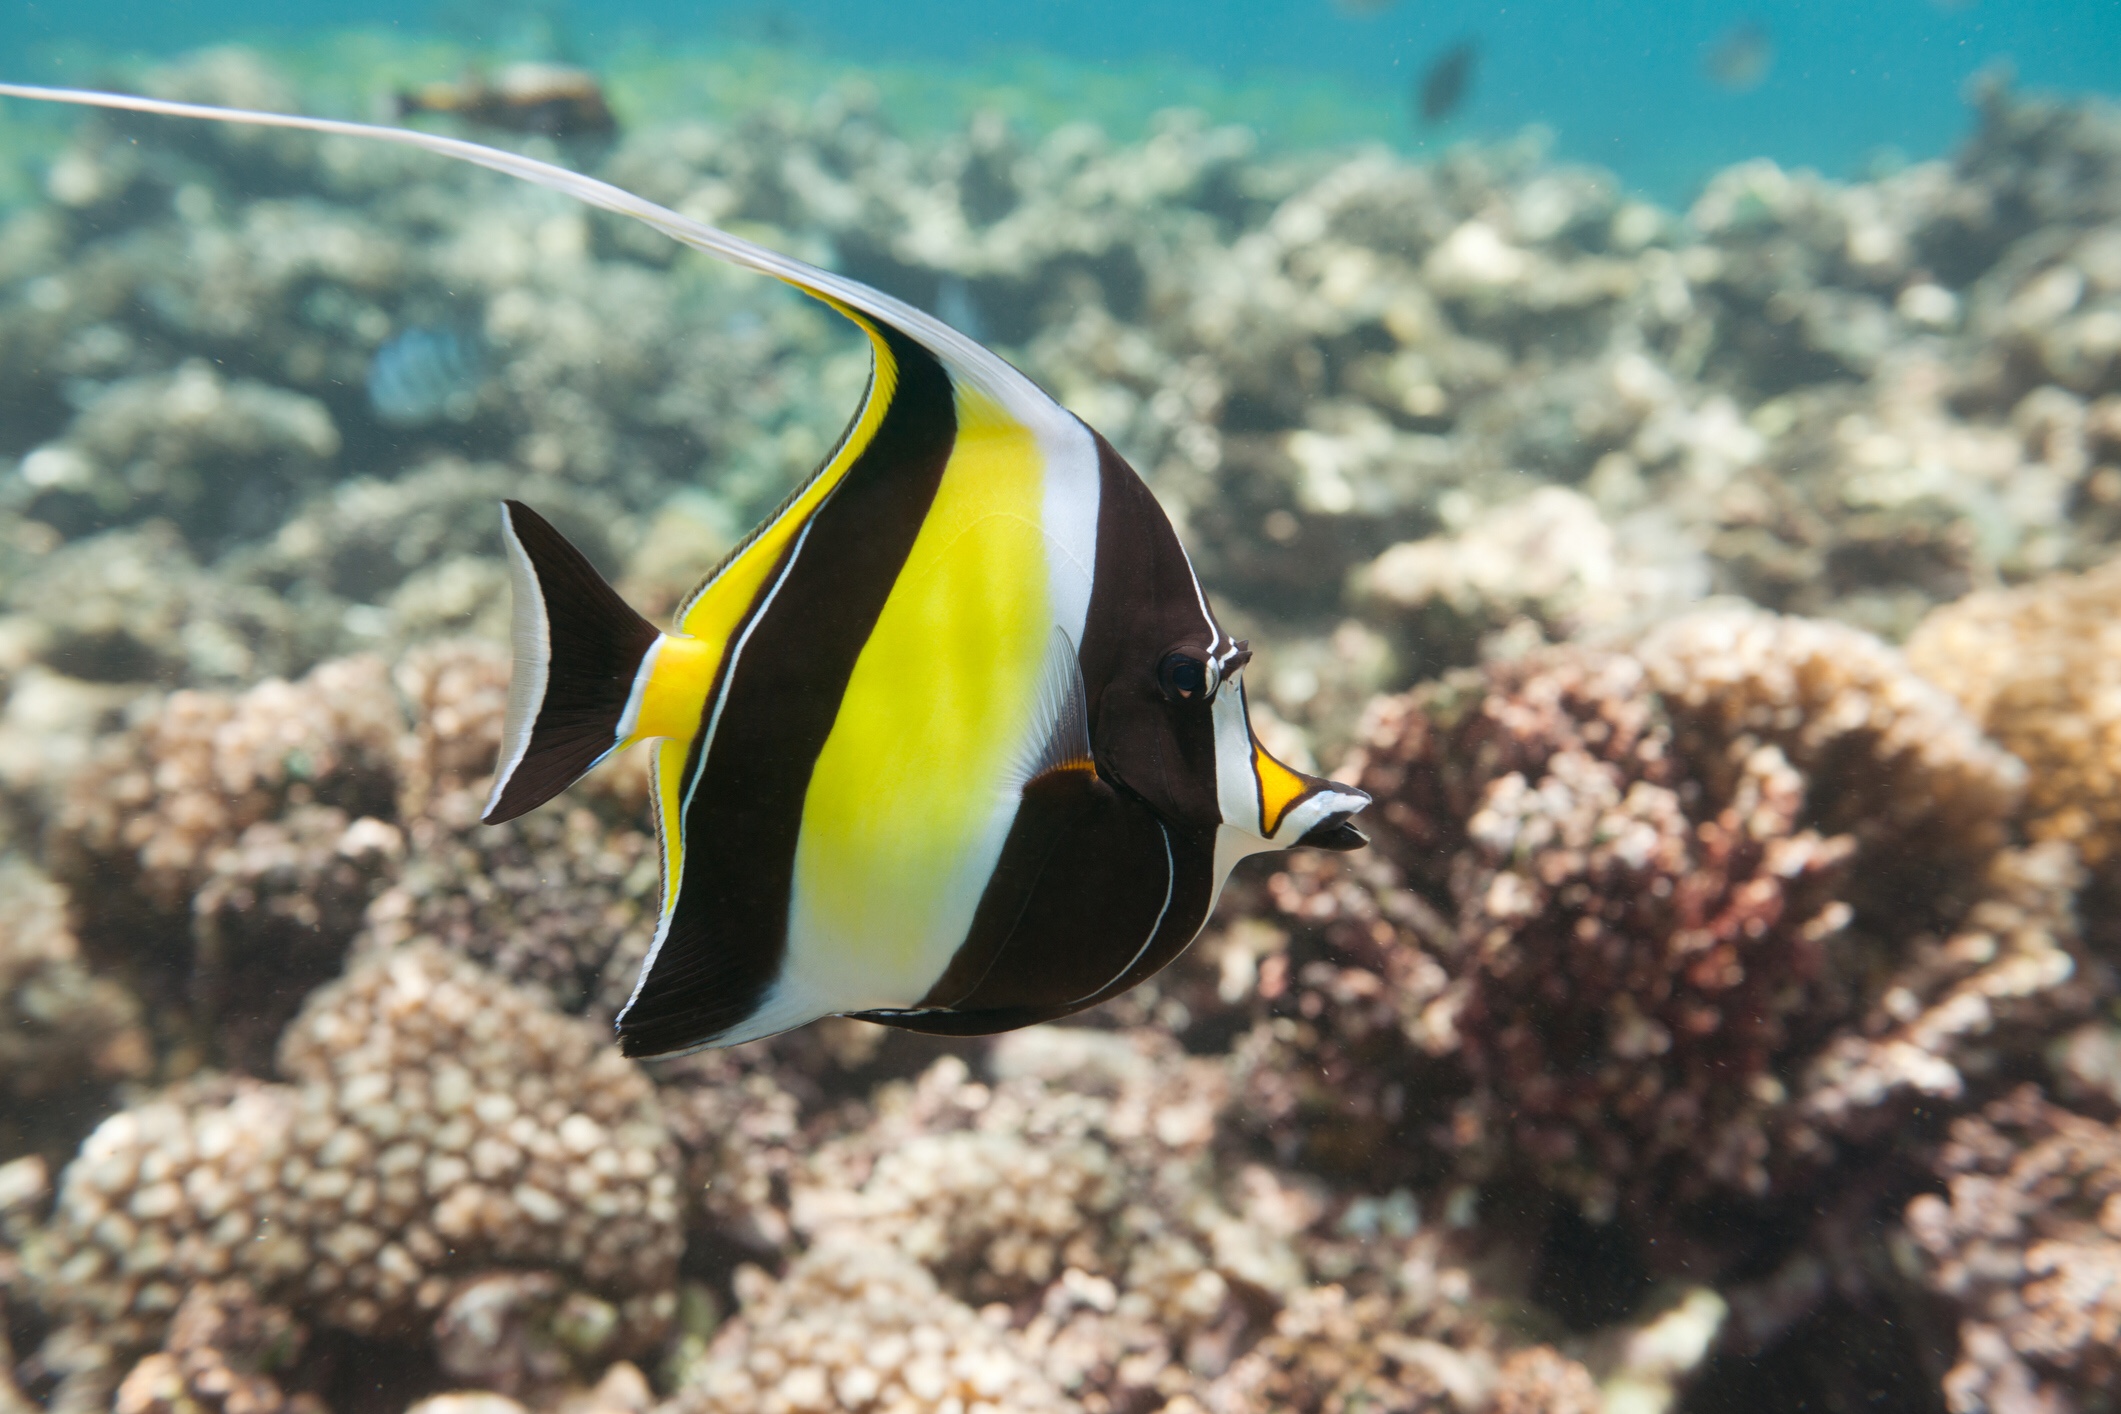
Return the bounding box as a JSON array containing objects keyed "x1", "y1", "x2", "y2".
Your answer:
[{"x1": 1296, "y1": 811, "x2": 1368, "y2": 852}]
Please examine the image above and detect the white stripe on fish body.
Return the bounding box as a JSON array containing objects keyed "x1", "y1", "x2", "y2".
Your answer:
[
  {"x1": 772, "y1": 382, "x2": 1101, "y2": 1025},
  {"x1": 1037, "y1": 413, "x2": 1102, "y2": 655},
  {"x1": 1213, "y1": 677, "x2": 1267, "y2": 838}
]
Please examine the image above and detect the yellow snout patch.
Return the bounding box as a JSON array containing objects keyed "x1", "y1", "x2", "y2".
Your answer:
[{"x1": 1254, "y1": 738, "x2": 1311, "y2": 837}]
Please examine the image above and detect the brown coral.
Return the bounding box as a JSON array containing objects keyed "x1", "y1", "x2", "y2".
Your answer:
[
  {"x1": 1192, "y1": 1275, "x2": 1600, "y2": 1414},
  {"x1": 1905, "y1": 1086, "x2": 2121, "y2": 1413},
  {"x1": 1907, "y1": 557, "x2": 2121, "y2": 899},
  {"x1": 54, "y1": 653, "x2": 401, "y2": 918},
  {"x1": 0, "y1": 859, "x2": 148, "y2": 1158},
  {"x1": 19, "y1": 945, "x2": 679, "y2": 1369},
  {"x1": 1241, "y1": 609, "x2": 2072, "y2": 1223},
  {"x1": 49, "y1": 654, "x2": 403, "y2": 1058},
  {"x1": 777, "y1": 1035, "x2": 1330, "y2": 1410},
  {"x1": 112, "y1": 1280, "x2": 319, "y2": 1414},
  {"x1": 1640, "y1": 605, "x2": 2024, "y2": 930},
  {"x1": 666, "y1": 1241, "x2": 1075, "y2": 1414},
  {"x1": 1198, "y1": 1284, "x2": 1470, "y2": 1414},
  {"x1": 1258, "y1": 643, "x2": 1855, "y2": 1212}
]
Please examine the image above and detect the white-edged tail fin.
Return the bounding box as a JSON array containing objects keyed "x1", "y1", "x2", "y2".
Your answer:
[{"x1": 483, "y1": 500, "x2": 659, "y2": 824}]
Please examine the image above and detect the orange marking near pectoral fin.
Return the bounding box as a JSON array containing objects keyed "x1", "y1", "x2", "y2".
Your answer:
[{"x1": 1254, "y1": 738, "x2": 1312, "y2": 837}]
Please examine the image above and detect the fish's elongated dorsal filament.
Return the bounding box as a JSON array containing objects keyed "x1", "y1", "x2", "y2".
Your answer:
[{"x1": 0, "y1": 81, "x2": 1045, "y2": 416}]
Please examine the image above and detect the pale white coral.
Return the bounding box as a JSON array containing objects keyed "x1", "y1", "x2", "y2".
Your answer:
[
  {"x1": 1352, "y1": 486, "x2": 1707, "y2": 666},
  {"x1": 667, "y1": 1241, "x2": 1073, "y2": 1414},
  {"x1": 53, "y1": 653, "x2": 401, "y2": 914}
]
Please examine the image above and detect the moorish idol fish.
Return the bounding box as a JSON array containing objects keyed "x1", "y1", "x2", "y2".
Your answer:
[{"x1": 0, "y1": 81, "x2": 1373, "y2": 1057}]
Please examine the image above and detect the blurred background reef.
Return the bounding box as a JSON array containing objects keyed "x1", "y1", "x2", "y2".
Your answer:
[{"x1": 0, "y1": 23, "x2": 2120, "y2": 1414}]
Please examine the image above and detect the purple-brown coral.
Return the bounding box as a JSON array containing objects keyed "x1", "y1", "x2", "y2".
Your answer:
[
  {"x1": 1905, "y1": 1086, "x2": 2121, "y2": 1413},
  {"x1": 1336, "y1": 643, "x2": 1851, "y2": 1212},
  {"x1": 1237, "y1": 607, "x2": 2072, "y2": 1225}
]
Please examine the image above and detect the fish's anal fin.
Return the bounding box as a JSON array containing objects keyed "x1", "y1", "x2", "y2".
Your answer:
[
  {"x1": 1009, "y1": 627, "x2": 1095, "y2": 793},
  {"x1": 484, "y1": 500, "x2": 659, "y2": 825}
]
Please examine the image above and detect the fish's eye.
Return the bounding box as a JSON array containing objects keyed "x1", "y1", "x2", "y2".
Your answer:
[{"x1": 1157, "y1": 651, "x2": 1212, "y2": 703}]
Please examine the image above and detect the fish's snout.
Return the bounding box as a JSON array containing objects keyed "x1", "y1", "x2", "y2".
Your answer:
[{"x1": 1297, "y1": 808, "x2": 1370, "y2": 852}]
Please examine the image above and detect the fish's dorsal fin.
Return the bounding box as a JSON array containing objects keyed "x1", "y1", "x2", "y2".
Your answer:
[
  {"x1": 1009, "y1": 627, "x2": 1096, "y2": 792},
  {"x1": 0, "y1": 82, "x2": 1054, "y2": 418}
]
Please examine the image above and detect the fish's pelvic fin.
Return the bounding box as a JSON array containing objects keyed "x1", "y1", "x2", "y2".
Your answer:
[{"x1": 484, "y1": 500, "x2": 659, "y2": 825}]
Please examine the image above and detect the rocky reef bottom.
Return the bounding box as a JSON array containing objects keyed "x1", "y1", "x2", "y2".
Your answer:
[
  {"x1": 1, "y1": 584, "x2": 2118, "y2": 1414},
  {"x1": 4, "y1": 40, "x2": 2121, "y2": 1414}
]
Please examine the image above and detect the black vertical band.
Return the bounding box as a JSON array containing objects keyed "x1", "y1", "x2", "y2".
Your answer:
[{"x1": 618, "y1": 322, "x2": 959, "y2": 1057}]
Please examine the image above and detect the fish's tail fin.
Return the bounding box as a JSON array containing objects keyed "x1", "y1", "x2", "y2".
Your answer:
[{"x1": 483, "y1": 500, "x2": 659, "y2": 825}]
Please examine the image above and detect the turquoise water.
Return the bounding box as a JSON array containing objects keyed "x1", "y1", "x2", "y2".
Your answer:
[{"x1": 3, "y1": 0, "x2": 2118, "y2": 199}]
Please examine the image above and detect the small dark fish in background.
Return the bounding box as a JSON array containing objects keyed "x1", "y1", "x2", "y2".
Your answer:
[
  {"x1": 367, "y1": 324, "x2": 488, "y2": 427},
  {"x1": 1705, "y1": 20, "x2": 1775, "y2": 93},
  {"x1": 722, "y1": 5, "x2": 811, "y2": 46},
  {"x1": 395, "y1": 62, "x2": 617, "y2": 141},
  {"x1": 1416, "y1": 40, "x2": 1479, "y2": 125}
]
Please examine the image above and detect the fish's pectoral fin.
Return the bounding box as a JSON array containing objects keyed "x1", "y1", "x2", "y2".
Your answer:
[
  {"x1": 484, "y1": 500, "x2": 659, "y2": 825},
  {"x1": 1009, "y1": 626, "x2": 1095, "y2": 792}
]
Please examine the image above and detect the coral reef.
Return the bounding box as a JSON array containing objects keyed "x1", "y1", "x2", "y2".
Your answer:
[
  {"x1": 1194, "y1": 1284, "x2": 1599, "y2": 1414},
  {"x1": 14, "y1": 945, "x2": 680, "y2": 1402},
  {"x1": 1236, "y1": 608, "x2": 2078, "y2": 1228},
  {"x1": 1905, "y1": 1086, "x2": 2121, "y2": 1414},
  {"x1": 46, "y1": 653, "x2": 402, "y2": 1067},
  {"x1": 365, "y1": 642, "x2": 659, "y2": 1022},
  {"x1": 1350, "y1": 486, "x2": 1707, "y2": 677},
  {"x1": 39, "y1": 638, "x2": 658, "y2": 1070},
  {"x1": 2, "y1": 42, "x2": 2121, "y2": 1414},
  {"x1": 1908, "y1": 557, "x2": 2121, "y2": 896},
  {"x1": 664, "y1": 1242, "x2": 1076, "y2": 1414},
  {"x1": 112, "y1": 1280, "x2": 319, "y2": 1414},
  {"x1": 0, "y1": 860, "x2": 149, "y2": 1161}
]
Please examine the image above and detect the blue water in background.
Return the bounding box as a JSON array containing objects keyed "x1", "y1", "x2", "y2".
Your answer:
[{"x1": 1, "y1": 0, "x2": 2119, "y2": 201}]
